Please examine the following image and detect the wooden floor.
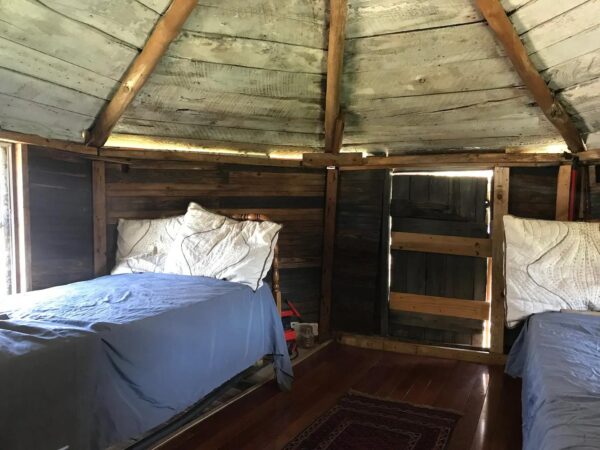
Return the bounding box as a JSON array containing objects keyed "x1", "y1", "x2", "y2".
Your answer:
[{"x1": 160, "y1": 343, "x2": 522, "y2": 450}]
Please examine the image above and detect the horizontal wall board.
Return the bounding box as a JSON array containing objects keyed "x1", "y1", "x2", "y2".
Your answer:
[
  {"x1": 130, "y1": 89, "x2": 323, "y2": 121},
  {"x1": 343, "y1": 58, "x2": 522, "y2": 99},
  {"x1": 0, "y1": 37, "x2": 117, "y2": 99},
  {"x1": 346, "y1": 0, "x2": 483, "y2": 39},
  {"x1": 0, "y1": 0, "x2": 136, "y2": 80},
  {"x1": 122, "y1": 108, "x2": 324, "y2": 135},
  {"x1": 529, "y1": 24, "x2": 600, "y2": 71},
  {"x1": 35, "y1": 0, "x2": 158, "y2": 48},
  {"x1": 510, "y1": 0, "x2": 589, "y2": 36},
  {"x1": 343, "y1": 116, "x2": 557, "y2": 143},
  {"x1": 169, "y1": 31, "x2": 326, "y2": 74},
  {"x1": 520, "y1": 0, "x2": 600, "y2": 54},
  {"x1": 347, "y1": 88, "x2": 531, "y2": 118},
  {"x1": 390, "y1": 292, "x2": 490, "y2": 321},
  {"x1": 0, "y1": 93, "x2": 92, "y2": 142},
  {"x1": 347, "y1": 97, "x2": 542, "y2": 128},
  {"x1": 113, "y1": 118, "x2": 324, "y2": 148},
  {"x1": 137, "y1": 0, "x2": 170, "y2": 14},
  {"x1": 344, "y1": 22, "x2": 504, "y2": 73},
  {"x1": 391, "y1": 232, "x2": 492, "y2": 257},
  {"x1": 543, "y1": 48, "x2": 600, "y2": 91},
  {"x1": 559, "y1": 77, "x2": 600, "y2": 116},
  {"x1": 183, "y1": 1, "x2": 327, "y2": 49},
  {"x1": 344, "y1": 135, "x2": 563, "y2": 154},
  {"x1": 149, "y1": 56, "x2": 325, "y2": 99},
  {"x1": 0, "y1": 67, "x2": 105, "y2": 117}
]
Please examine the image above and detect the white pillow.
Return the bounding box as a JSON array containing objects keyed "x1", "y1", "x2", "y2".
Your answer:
[
  {"x1": 164, "y1": 203, "x2": 281, "y2": 290},
  {"x1": 504, "y1": 215, "x2": 600, "y2": 326},
  {"x1": 112, "y1": 215, "x2": 184, "y2": 274}
]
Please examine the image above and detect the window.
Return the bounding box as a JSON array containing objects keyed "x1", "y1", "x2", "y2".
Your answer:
[
  {"x1": 0, "y1": 142, "x2": 30, "y2": 295},
  {"x1": 0, "y1": 143, "x2": 12, "y2": 294}
]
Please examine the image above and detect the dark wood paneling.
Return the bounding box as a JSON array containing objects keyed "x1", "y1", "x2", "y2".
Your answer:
[
  {"x1": 508, "y1": 166, "x2": 559, "y2": 220},
  {"x1": 390, "y1": 175, "x2": 489, "y2": 347},
  {"x1": 104, "y1": 163, "x2": 326, "y2": 322},
  {"x1": 331, "y1": 170, "x2": 386, "y2": 334},
  {"x1": 28, "y1": 147, "x2": 94, "y2": 289}
]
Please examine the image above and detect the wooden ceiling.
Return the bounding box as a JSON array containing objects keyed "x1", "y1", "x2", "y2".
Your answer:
[{"x1": 0, "y1": 0, "x2": 598, "y2": 156}]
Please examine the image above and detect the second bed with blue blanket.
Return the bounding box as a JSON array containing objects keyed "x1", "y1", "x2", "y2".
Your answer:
[
  {"x1": 0, "y1": 273, "x2": 292, "y2": 450},
  {"x1": 506, "y1": 311, "x2": 600, "y2": 450}
]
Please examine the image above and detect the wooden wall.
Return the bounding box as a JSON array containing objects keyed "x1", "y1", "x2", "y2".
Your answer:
[
  {"x1": 331, "y1": 165, "x2": 563, "y2": 350},
  {"x1": 331, "y1": 170, "x2": 387, "y2": 334},
  {"x1": 28, "y1": 147, "x2": 94, "y2": 290},
  {"x1": 509, "y1": 166, "x2": 559, "y2": 220},
  {"x1": 102, "y1": 162, "x2": 326, "y2": 322},
  {"x1": 389, "y1": 175, "x2": 489, "y2": 347}
]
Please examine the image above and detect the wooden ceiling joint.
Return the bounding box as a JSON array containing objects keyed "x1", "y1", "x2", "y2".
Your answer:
[
  {"x1": 324, "y1": 0, "x2": 348, "y2": 153},
  {"x1": 85, "y1": 0, "x2": 198, "y2": 148},
  {"x1": 475, "y1": 0, "x2": 586, "y2": 153}
]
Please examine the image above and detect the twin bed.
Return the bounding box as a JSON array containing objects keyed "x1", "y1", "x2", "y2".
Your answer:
[
  {"x1": 503, "y1": 216, "x2": 600, "y2": 450},
  {"x1": 0, "y1": 208, "x2": 292, "y2": 450}
]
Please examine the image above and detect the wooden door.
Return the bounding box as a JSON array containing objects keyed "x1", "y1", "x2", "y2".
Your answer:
[{"x1": 389, "y1": 173, "x2": 490, "y2": 348}]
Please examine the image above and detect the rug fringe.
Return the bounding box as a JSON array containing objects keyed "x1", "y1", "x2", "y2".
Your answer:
[{"x1": 347, "y1": 389, "x2": 463, "y2": 416}]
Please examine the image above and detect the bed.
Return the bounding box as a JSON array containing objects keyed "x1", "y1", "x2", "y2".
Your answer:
[
  {"x1": 503, "y1": 216, "x2": 600, "y2": 450},
  {"x1": 506, "y1": 311, "x2": 600, "y2": 450},
  {"x1": 0, "y1": 210, "x2": 293, "y2": 450}
]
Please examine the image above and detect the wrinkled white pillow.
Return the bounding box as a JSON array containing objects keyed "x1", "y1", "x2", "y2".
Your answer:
[
  {"x1": 112, "y1": 215, "x2": 184, "y2": 274},
  {"x1": 164, "y1": 203, "x2": 281, "y2": 290},
  {"x1": 504, "y1": 215, "x2": 600, "y2": 326}
]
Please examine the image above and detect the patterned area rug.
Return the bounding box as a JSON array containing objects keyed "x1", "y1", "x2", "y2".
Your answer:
[{"x1": 284, "y1": 391, "x2": 461, "y2": 450}]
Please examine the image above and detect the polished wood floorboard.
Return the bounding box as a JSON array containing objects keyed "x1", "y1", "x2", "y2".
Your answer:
[{"x1": 160, "y1": 343, "x2": 521, "y2": 450}]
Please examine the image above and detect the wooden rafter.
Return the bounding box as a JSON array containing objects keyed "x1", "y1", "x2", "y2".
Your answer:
[
  {"x1": 86, "y1": 0, "x2": 198, "y2": 147},
  {"x1": 475, "y1": 0, "x2": 585, "y2": 153},
  {"x1": 0, "y1": 129, "x2": 97, "y2": 155},
  {"x1": 324, "y1": 0, "x2": 348, "y2": 153}
]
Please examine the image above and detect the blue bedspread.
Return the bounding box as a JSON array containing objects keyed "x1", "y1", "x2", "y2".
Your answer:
[
  {"x1": 506, "y1": 312, "x2": 600, "y2": 450},
  {"x1": 0, "y1": 273, "x2": 292, "y2": 450}
]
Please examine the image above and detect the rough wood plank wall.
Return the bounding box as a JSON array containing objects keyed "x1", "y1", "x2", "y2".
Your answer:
[
  {"x1": 28, "y1": 147, "x2": 94, "y2": 289},
  {"x1": 389, "y1": 175, "x2": 489, "y2": 347},
  {"x1": 341, "y1": 0, "x2": 564, "y2": 152},
  {"x1": 113, "y1": 0, "x2": 328, "y2": 152},
  {"x1": 331, "y1": 169, "x2": 386, "y2": 334},
  {"x1": 506, "y1": 0, "x2": 600, "y2": 147},
  {"x1": 0, "y1": 0, "x2": 159, "y2": 141},
  {"x1": 103, "y1": 162, "x2": 326, "y2": 321}
]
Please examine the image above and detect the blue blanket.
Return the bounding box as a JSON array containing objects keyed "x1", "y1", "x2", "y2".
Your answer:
[
  {"x1": 506, "y1": 312, "x2": 600, "y2": 450},
  {"x1": 0, "y1": 273, "x2": 292, "y2": 450}
]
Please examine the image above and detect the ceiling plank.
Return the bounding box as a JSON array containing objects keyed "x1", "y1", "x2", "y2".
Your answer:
[
  {"x1": 324, "y1": 0, "x2": 348, "y2": 153},
  {"x1": 85, "y1": 0, "x2": 198, "y2": 148},
  {"x1": 475, "y1": 0, "x2": 585, "y2": 153}
]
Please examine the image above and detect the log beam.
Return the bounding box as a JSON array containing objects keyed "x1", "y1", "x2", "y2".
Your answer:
[
  {"x1": 475, "y1": 0, "x2": 585, "y2": 153},
  {"x1": 324, "y1": 0, "x2": 348, "y2": 153},
  {"x1": 86, "y1": 0, "x2": 198, "y2": 147},
  {"x1": 0, "y1": 129, "x2": 97, "y2": 155}
]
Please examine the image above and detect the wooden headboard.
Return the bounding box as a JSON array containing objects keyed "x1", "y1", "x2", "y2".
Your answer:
[{"x1": 231, "y1": 213, "x2": 282, "y2": 314}]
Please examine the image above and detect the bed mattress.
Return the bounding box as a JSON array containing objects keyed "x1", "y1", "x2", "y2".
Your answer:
[
  {"x1": 0, "y1": 273, "x2": 292, "y2": 450},
  {"x1": 506, "y1": 311, "x2": 600, "y2": 450}
]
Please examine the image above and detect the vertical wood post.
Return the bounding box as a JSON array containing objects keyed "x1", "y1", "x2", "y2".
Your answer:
[
  {"x1": 378, "y1": 170, "x2": 392, "y2": 336},
  {"x1": 92, "y1": 161, "x2": 107, "y2": 276},
  {"x1": 10, "y1": 144, "x2": 31, "y2": 292},
  {"x1": 490, "y1": 167, "x2": 509, "y2": 354},
  {"x1": 555, "y1": 164, "x2": 572, "y2": 221},
  {"x1": 324, "y1": 0, "x2": 348, "y2": 153},
  {"x1": 319, "y1": 168, "x2": 339, "y2": 340}
]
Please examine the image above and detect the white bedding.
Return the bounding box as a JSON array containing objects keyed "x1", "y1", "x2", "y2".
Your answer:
[
  {"x1": 504, "y1": 215, "x2": 600, "y2": 326},
  {"x1": 164, "y1": 203, "x2": 281, "y2": 290}
]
